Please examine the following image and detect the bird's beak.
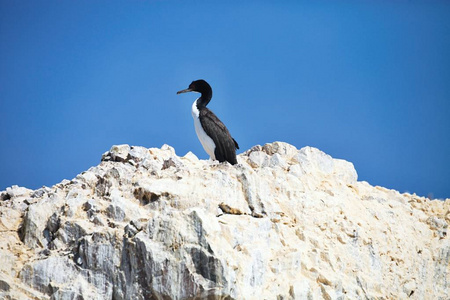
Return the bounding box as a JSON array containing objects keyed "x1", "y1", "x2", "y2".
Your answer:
[{"x1": 177, "y1": 88, "x2": 192, "y2": 94}]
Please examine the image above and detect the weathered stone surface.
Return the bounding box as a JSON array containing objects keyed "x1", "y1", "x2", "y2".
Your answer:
[{"x1": 0, "y1": 141, "x2": 449, "y2": 299}]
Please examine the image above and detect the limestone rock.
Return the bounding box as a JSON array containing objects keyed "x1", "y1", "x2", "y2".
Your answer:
[
  {"x1": 104, "y1": 144, "x2": 130, "y2": 162},
  {"x1": 0, "y1": 142, "x2": 449, "y2": 299}
]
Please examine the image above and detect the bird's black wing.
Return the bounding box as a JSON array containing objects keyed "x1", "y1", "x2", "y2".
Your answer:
[{"x1": 199, "y1": 108, "x2": 238, "y2": 164}]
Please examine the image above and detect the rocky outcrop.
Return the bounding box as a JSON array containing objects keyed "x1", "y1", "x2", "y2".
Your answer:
[{"x1": 0, "y1": 142, "x2": 448, "y2": 299}]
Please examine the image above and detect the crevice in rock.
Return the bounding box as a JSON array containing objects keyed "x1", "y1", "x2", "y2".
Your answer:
[
  {"x1": 1, "y1": 192, "x2": 11, "y2": 201},
  {"x1": 73, "y1": 241, "x2": 84, "y2": 267},
  {"x1": 133, "y1": 188, "x2": 163, "y2": 205},
  {"x1": 17, "y1": 210, "x2": 28, "y2": 244},
  {"x1": 189, "y1": 247, "x2": 225, "y2": 285},
  {"x1": 356, "y1": 276, "x2": 369, "y2": 300},
  {"x1": 46, "y1": 213, "x2": 61, "y2": 234},
  {"x1": 162, "y1": 158, "x2": 184, "y2": 170},
  {"x1": 0, "y1": 279, "x2": 11, "y2": 292},
  {"x1": 95, "y1": 176, "x2": 112, "y2": 197},
  {"x1": 237, "y1": 172, "x2": 266, "y2": 218},
  {"x1": 124, "y1": 220, "x2": 143, "y2": 238},
  {"x1": 190, "y1": 211, "x2": 214, "y2": 254}
]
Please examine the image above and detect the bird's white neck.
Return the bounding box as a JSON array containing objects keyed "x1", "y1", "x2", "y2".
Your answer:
[
  {"x1": 191, "y1": 98, "x2": 200, "y2": 119},
  {"x1": 191, "y1": 98, "x2": 216, "y2": 160}
]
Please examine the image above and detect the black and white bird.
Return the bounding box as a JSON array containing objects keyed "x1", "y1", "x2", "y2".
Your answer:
[{"x1": 177, "y1": 79, "x2": 239, "y2": 165}]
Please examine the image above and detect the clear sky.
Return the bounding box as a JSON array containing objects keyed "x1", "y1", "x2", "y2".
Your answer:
[{"x1": 1, "y1": 1, "x2": 449, "y2": 199}]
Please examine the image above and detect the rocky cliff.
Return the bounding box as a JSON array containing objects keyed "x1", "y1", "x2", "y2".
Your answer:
[{"x1": 0, "y1": 142, "x2": 448, "y2": 299}]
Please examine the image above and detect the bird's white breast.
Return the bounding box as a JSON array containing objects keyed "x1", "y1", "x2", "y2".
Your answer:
[{"x1": 192, "y1": 99, "x2": 216, "y2": 160}]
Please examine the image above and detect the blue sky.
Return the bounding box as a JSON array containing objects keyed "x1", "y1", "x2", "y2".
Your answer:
[{"x1": 1, "y1": 1, "x2": 449, "y2": 199}]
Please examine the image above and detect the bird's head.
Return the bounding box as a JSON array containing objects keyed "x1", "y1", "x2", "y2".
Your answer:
[{"x1": 177, "y1": 79, "x2": 212, "y2": 96}]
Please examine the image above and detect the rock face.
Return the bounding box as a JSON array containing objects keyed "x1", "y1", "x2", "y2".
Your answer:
[{"x1": 0, "y1": 142, "x2": 449, "y2": 299}]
